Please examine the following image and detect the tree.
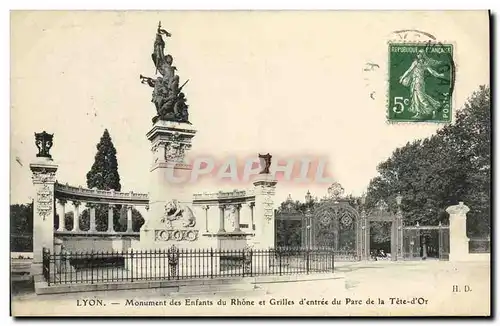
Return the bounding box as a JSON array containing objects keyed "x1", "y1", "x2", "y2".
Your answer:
[
  {"x1": 10, "y1": 203, "x2": 33, "y2": 235},
  {"x1": 86, "y1": 129, "x2": 121, "y2": 192},
  {"x1": 366, "y1": 85, "x2": 491, "y2": 237},
  {"x1": 78, "y1": 129, "x2": 145, "y2": 232},
  {"x1": 10, "y1": 203, "x2": 34, "y2": 252},
  {"x1": 275, "y1": 199, "x2": 309, "y2": 247},
  {"x1": 81, "y1": 130, "x2": 124, "y2": 231},
  {"x1": 78, "y1": 205, "x2": 144, "y2": 232},
  {"x1": 440, "y1": 85, "x2": 491, "y2": 235}
]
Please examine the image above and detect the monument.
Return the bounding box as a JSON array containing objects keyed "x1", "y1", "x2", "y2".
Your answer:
[
  {"x1": 133, "y1": 23, "x2": 278, "y2": 260},
  {"x1": 137, "y1": 22, "x2": 199, "y2": 249},
  {"x1": 29, "y1": 131, "x2": 58, "y2": 278}
]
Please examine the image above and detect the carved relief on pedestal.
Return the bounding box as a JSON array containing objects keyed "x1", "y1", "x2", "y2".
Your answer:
[
  {"x1": 32, "y1": 168, "x2": 56, "y2": 184},
  {"x1": 153, "y1": 199, "x2": 199, "y2": 242},
  {"x1": 151, "y1": 132, "x2": 193, "y2": 164},
  {"x1": 165, "y1": 141, "x2": 186, "y2": 163},
  {"x1": 165, "y1": 132, "x2": 192, "y2": 163},
  {"x1": 151, "y1": 140, "x2": 166, "y2": 164},
  {"x1": 155, "y1": 229, "x2": 199, "y2": 242},
  {"x1": 160, "y1": 199, "x2": 196, "y2": 229},
  {"x1": 36, "y1": 183, "x2": 53, "y2": 220},
  {"x1": 263, "y1": 194, "x2": 274, "y2": 222}
]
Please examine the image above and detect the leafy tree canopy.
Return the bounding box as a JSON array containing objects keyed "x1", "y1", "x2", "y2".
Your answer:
[{"x1": 366, "y1": 85, "x2": 490, "y2": 237}]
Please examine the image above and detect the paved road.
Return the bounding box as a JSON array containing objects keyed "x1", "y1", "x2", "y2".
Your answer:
[{"x1": 11, "y1": 260, "x2": 490, "y2": 316}]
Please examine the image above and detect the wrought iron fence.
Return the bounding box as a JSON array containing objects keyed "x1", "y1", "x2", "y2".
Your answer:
[
  {"x1": 331, "y1": 250, "x2": 359, "y2": 261},
  {"x1": 42, "y1": 246, "x2": 335, "y2": 286}
]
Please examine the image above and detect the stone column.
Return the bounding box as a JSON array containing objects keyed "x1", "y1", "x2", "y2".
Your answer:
[
  {"x1": 252, "y1": 174, "x2": 278, "y2": 249},
  {"x1": 89, "y1": 203, "x2": 97, "y2": 232},
  {"x1": 126, "y1": 205, "x2": 133, "y2": 232},
  {"x1": 396, "y1": 216, "x2": 404, "y2": 260},
  {"x1": 390, "y1": 221, "x2": 397, "y2": 261},
  {"x1": 107, "y1": 204, "x2": 115, "y2": 232},
  {"x1": 218, "y1": 205, "x2": 226, "y2": 233},
  {"x1": 446, "y1": 202, "x2": 470, "y2": 261},
  {"x1": 201, "y1": 205, "x2": 210, "y2": 233},
  {"x1": 30, "y1": 158, "x2": 58, "y2": 270},
  {"x1": 362, "y1": 214, "x2": 370, "y2": 260},
  {"x1": 249, "y1": 202, "x2": 255, "y2": 231},
  {"x1": 72, "y1": 201, "x2": 81, "y2": 232},
  {"x1": 57, "y1": 199, "x2": 66, "y2": 232},
  {"x1": 233, "y1": 204, "x2": 242, "y2": 233},
  {"x1": 54, "y1": 238, "x2": 63, "y2": 273}
]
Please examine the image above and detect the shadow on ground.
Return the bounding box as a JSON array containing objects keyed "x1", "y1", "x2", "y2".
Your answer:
[{"x1": 334, "y1": 264, "x2": 385, "y2": 273}]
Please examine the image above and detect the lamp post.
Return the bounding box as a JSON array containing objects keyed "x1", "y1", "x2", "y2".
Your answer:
[
  {"x1": 305, "y1": 190, "x2": 312, "y2": 204},
  {"x1": 306, "y1": 207, "x2": 312, "y2": 250}
]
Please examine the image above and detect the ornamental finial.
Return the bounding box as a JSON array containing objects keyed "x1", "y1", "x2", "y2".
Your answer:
[{"x1": 34, "y1": 131, "x2": 54, "y2": 159}]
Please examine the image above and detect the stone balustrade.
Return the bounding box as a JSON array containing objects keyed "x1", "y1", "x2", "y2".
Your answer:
[
  {"x1": 193, "y1": 189, "x2": 255, "y2": 201},
  {"x1": 55, "y1": 182, "x2": 148, "y2": 205},
  {"x1": 54, "y1": 181, "x2": 148, "y2": 236}
]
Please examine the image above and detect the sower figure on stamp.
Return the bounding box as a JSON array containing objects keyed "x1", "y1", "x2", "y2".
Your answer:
[{"x1": 399, "y1": 49, "x2": 446, "y2": 119}]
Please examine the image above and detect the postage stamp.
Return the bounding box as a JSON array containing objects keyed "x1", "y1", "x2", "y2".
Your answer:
[
  {"x1": 10, "y1": 11, "x2": 491, "y2": 317},
  {"x1": 387, "y1": 42, "x2": 454, "y2": 122}
]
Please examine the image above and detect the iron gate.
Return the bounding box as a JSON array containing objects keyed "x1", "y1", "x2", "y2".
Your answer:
[{"x1": 403, "y1": 223, "x2": 449, "y2": 260}]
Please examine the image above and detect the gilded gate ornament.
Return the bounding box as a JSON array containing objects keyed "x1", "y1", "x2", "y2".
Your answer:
[
  {"x1": 375, "y1": 199, "x2": 389, "y2": 212},
  {"x1": 327, "y1": 182, "x2": 345, "y2": 200}
]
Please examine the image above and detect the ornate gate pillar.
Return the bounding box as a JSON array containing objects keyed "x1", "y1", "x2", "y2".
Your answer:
[
  {"x1": 396, "y1": 195, "x2": 404, "y2": 260},
  {"x1": 359, "y1": 204, "x2": 369, "y2": 260},
  {"x1": 30, "y1": 131, "x2": 58, "y2": 277},
  {"x1": 252, "y1": 173, "x2": 278, "y2": 249},
  {"x1": 446, "y1": 202, "x2": 470, "y2": 261},
  {"x1": 364, "y1": 215, "x2": 370, "y2": 260}
]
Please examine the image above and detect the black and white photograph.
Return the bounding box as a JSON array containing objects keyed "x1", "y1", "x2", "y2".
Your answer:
[{"x1": 9, "y1": 10, "x2": 491, "y2": 316}]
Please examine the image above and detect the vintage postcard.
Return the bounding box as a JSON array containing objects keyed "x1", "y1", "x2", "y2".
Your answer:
[{"x1": 10, "y1": 11, "x2": 491, "y2": 317}]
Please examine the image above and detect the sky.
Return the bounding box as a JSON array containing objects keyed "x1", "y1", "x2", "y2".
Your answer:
[{"x1": 10, "y1": 11, "x2": 490, "y2": 207}]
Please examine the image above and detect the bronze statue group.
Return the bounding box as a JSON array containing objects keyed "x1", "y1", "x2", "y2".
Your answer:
[{"x1": 140, "y1": 23, "x2": 191, "y2": 124}]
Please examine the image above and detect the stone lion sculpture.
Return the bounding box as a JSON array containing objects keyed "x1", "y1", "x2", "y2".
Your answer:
[{"x1": 161, "y1": 199, "x2": 196, "y2": 228}]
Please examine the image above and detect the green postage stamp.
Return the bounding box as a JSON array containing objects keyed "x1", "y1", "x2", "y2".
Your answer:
[{"x1": 388, "y1": 42, "x2": 454, "y2": 122}]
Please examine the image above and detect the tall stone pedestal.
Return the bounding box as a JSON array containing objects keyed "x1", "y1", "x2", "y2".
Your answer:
[
  {"x1": 446, "y1": 202, "x2": 470, "y2": 262},
  {"x1": 30, "y1": 157, "x2": 58, "y2": 276},
  {"x1": 139, "y1": 120, "x2": 200, "y2": 249},
  {"x1": 251, "y1": 174, "x2": 278, "y2": 249}
]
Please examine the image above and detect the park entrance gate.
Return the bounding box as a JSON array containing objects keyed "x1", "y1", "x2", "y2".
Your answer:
[
  {"x1": 274, "y1": 186, "x2": 405, "y2": 261},
  {"x1": 402, "y1": 222, "x2": 450, "y2": 260}
]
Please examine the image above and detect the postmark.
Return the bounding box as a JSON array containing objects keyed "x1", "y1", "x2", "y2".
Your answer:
[{"x1": 387, "y1": 41, "x2": 455, "y2": 122}]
